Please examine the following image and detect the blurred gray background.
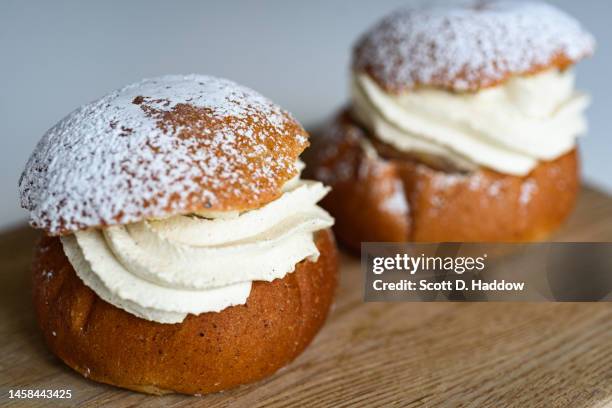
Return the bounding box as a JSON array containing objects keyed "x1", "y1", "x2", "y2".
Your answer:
[{"x1": 1, "y1": 0, "x2": 610, "y2": 230}]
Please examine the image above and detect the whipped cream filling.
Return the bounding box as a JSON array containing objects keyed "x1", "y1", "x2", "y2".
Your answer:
[
  {"x1": 352, "y1": 69, "x2": 590, "y2": 175},
  {"x1": 61, "y1": 171, "x2": 333, "y2": 324}
]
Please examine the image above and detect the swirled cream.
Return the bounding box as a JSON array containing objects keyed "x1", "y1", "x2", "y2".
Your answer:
[
  {"x1": 61, "y1": 173, "x2": 333, "y2": 324},
  {"x1": 351, "y1": 69, "x2": 590, "y2": 175}
]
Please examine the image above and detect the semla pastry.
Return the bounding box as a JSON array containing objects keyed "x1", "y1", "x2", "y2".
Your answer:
[
  {"x1": 306, "y1": 1, "x2": 594, "y2": 249},
  {"x1": 19, "y1": 75, "x2": 338, "y2": 395}
]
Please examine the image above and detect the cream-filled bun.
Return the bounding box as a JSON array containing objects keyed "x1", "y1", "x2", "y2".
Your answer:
[
  {"x1": 21, "y1": 75, "x2": 338, "y2": 395},
  {"x1": 306, "y1": 1, "x2": 594, "y2": 247}
]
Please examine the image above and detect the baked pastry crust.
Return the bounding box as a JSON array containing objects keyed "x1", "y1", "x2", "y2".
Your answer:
[
  {"x1": 32, "y1": 229, "x2": 338, "y2": 395},
  {"x1": 353, "y1": 1, "x2": 594, "y2": 93},
  {"x1": 19, "y1": 75, "x2": 309, "y2": 235},
  {"x1": 306, "y1": 111, "x2": 579, "y2": 250}
]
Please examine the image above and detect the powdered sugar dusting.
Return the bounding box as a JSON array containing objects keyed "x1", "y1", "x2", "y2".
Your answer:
[
  {"x1": 42, "y1": 269, "x2": 54, "y2": 281},
  {"x1": 519, "y1": 178, "x2": 538, "y2": 206},
  {"x1": 312, "y1": 112, "x2": 364, "y2": 185},
  {"x1": 353, "y1": 1, "x2": 595, "y2": 92},
  {"x1": 19, "y1": 75, "x2": 308, "y2": 235},
  {"x1": 380, "y1": 181, "x2": 409, "y2": 215}
]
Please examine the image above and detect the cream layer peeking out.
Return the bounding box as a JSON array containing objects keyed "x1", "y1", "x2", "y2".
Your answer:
[
  {"x1": 61, "y1": 171, "x2": 333, "y2": 324},
  {"x1": 351, "y1": 69, "x2": 589, "y2": 175}
]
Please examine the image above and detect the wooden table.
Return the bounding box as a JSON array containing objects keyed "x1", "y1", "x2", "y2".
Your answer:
[{"x1": 2, "y1": 187, "x2": 612, "y2": 407}]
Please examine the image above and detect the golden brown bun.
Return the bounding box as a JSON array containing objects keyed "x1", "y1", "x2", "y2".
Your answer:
[
  {"x1": 353, "y1": 2, "x2": 594, "y2": 93},
  {"x1": 32, "y1": 230, "x2": 338, "y2": 395},
  {"x1": 19, "y1": 75, "x2": 308, "y2": 236},
  {"x1": 306, "y1": 112, "x2": 579, "y2": 251}
]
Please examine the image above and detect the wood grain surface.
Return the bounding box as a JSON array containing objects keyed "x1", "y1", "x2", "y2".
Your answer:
[{"x1": 1, "y1": 187, "x2": 612, "y2": 408}]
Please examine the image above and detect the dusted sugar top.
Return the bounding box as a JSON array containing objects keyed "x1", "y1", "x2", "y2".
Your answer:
[
  {"x1": 353, "y1": 1, "x2": 595, "y2": 93},
  {"x1": 19, "y1": 75, "x2": 309, "y2": 235}
]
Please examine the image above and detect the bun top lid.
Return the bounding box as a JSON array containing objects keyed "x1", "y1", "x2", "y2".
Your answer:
[
  {"x1": 19, "y1": 75, "x2": 309, "y2": 235},
  {"x1": 353, "y1": 1, "x2": 595, "y2": 93}
]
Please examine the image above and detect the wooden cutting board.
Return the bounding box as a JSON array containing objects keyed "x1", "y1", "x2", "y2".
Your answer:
[{"x1": 2, "y1": 187, "x2": 612, "y2": 408}]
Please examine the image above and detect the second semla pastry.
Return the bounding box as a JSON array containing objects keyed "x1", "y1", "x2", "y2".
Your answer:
[{"x1": 307, "y1": 1, "x2": 595, "y2": 249}]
